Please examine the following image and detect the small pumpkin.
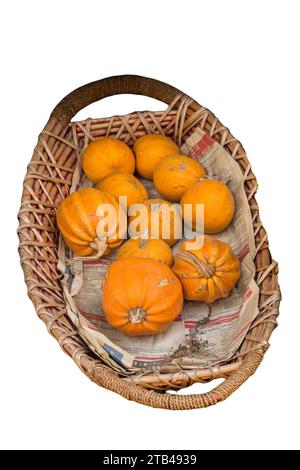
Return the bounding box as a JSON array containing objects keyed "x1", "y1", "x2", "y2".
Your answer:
[
  {"x1": 56, "y1": 187, "x2": 126, "y2": 257},
  {"x1": 96, "y1": 171, "x2": 148, "y2": 210},
  {"x1": 117, "y1": 238, "x2": 173, "y2": 266},
  {"x1": 82, "y1": 137, "x2": 135, "y2": 184},
  {"x1": 172, "y1": 236, "x2": 240, "y2": 303},
  {"x1": 134, "y1": 134, "x2": 179, "y2": 180},
  {"x1": 180, "y1": 179, "x2": 235, "y2": 233},
  {"x1": 153, "y1": 154, "x2": 206, "y2": 201},
  {"x1": 102, "y1": 258, "x2": 183, "y2": 336},
  {"x1": 128, "y1": 198, "x2": 182, "y2": 246}
]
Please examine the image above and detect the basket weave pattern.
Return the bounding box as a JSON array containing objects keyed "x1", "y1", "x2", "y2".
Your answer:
[{"x1": 18, "y1": 76, "x2": 281, "y2": 409}]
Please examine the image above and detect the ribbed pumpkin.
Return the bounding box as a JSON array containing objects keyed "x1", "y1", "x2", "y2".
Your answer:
[
  {"x1": 117, "y1": 238, "x2": 173, "y2": 266},
  {"x1": 102, "y1": 258, "x2": 183, "y2": 336},
  {"x1": 82, "y1": 137, "x2": 135, "y2": 184},
  {"x1": 180, "y1": 179, "x2": 235, "y2": 233},
  {"x1": 172, "y1": 236, "x2": 240, "y2": 303},
  {"x1": 128, "y1": 198, "x2": 182, "y2": 246},
  {"x1": 153, "y1": 154, "x2": 206, "y2": 201},
  {"x1": 56, "y1": 188, "x2": 126, "y2": 257},
  {"x1": 96, "y1": 171, "x2": 148, "y2": 210},
  {"x1": 134, "y1": 134, "x2": 179, "y2": 180}
]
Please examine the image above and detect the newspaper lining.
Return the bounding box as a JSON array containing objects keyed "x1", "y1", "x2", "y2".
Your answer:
[{"x1": 57, "y1": 127, "x2": 259, "y2": 373}]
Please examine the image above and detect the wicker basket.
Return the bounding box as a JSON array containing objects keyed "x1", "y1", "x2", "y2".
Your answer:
[{"x1": 18, "y1": 75, "x2": 281, "y2": 410}]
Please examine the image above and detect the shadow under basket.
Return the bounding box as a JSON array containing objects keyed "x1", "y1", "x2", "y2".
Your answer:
[{"x1": 18, "y1": 75, "x2": 281, "y2": 410}]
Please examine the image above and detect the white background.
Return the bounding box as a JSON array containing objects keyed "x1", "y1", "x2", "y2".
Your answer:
[{"x1": 1, "y1": 0, "x2": 299, "y2": 450}]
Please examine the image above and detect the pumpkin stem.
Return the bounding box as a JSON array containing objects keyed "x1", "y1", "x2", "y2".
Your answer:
[
  {"x1": 69, "y1": 237, "x2": 108, "y2": 264},
  {"x1": 198, "y1": 176, "x2": 209, "y2": 182},
  {"x1": 176, "y1": 250, "x2": 215, "y2": 278},
  {"x1": 129, "y1": 307, "x2": 146, "y2": 324},
  {"x1": 90, "y1": 237, "x2": 108, "y2": 258},
  {"x1": 138, "y1": 238, "x2": 149, "y2": 249}
]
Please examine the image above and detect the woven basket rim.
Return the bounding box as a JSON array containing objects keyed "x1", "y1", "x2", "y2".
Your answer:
[{"x1": 18, "y1": 75, "x2": 281, "y2": 410}]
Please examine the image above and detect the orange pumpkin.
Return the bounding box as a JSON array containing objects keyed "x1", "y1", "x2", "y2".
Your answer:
[
  {"x1": 117, "y1": 238, "x2": 173, "y2": 266},
  {"x1": 134, "y1": 134, "x2": 179, "y2": 180},
  {"x1": 56, "y1": 188, "x2": 126, "y2": 257},
  {"x1": 180, "y1": 179, "x2": 235, "y2": 233},
  {"x1": 128, "y1": 198, "x2": 182, "y2": 246},
  {"x1": 153, "y1": 154, "x2": 206, "y2": 201},
  {"x1": 96, "y1": 171, "x2": 148, "y2": 210},
  {"x1": 102, "y1": 258, "x2": 183, "y2": 336},
  {"x1": 172, "y1": 236, "x2": 240, "y2": 303},
  {"x1": 82, "y1": 137, "x2": 135, "y2": 184}
]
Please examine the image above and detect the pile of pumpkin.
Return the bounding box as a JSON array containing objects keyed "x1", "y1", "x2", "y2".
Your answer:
[{"x1": 57, "y1": 135, "x2": 240, "y2": 336}]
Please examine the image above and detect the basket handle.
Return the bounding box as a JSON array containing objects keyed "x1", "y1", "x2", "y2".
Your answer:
[
  {"x1": 51, "y1": 74, "x2": 192, "y2": 126},
  {"x1": 93, "y1": 349, "x2": 264, "y2": 410}
]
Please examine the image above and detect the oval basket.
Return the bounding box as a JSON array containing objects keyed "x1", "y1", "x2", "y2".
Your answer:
[{"x1": 18, "y1": 75, "x2": 281, "y2": 410}]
